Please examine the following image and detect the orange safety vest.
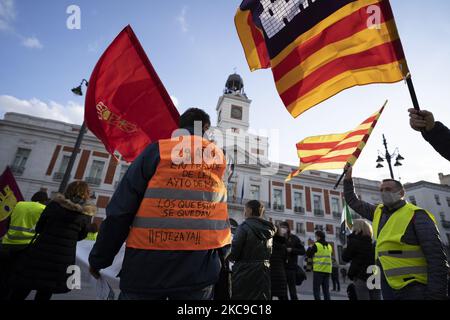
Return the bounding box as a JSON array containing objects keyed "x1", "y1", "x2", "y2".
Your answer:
[{"x1": 127, "y1": 135, "x2": 231, "y2": 251}]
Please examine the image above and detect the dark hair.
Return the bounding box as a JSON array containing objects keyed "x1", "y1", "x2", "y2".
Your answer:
[
  {"x1": 279, "y1": 221, "x2": 290, "y2": 231},
  {"x1": 65, "y1": 181, "x2": 90, "y2": 204},
  {"x1": 382, "y1": 179, "x2": 404, "y2": 191},
  {"x1": 179, "y1": 108, "x2": 211, "y2": 129},
  {"x1": 245, "y1": 200, "x2": 265, "y2": 217},
  {"x1": 31, "y1": 191, "x2": 49, "y2": 204},
  {"x1": 315, "y1": 230, "x2": 326, "y2": 240}
]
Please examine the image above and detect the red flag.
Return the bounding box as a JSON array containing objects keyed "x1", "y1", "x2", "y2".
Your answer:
[
  {"x1": 0, "y1": 166, "x2": 24, "y2": 237},
  {"x1": 85, "y1": 25, "x2": 180, "y2": 162}
]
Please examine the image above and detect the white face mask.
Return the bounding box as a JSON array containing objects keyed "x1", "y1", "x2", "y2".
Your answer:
[
  {"x1": 279, "y1": 228, "x2": 288, "y2": 236},
  {"x1": 381, "y1": 191, "x2": 402, "y2": 207}
]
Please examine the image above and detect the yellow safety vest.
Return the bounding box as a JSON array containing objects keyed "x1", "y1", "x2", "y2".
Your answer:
[
  {"x1": 126, "y1": 135, "x2": 231, "y2": 251},
  {"x1": 2, "y1": 201, "x2": 46, "y2": 245},
  {"x1": 85, "y1": 232, "x2": 98, "y2": 241},
  {"x1": 313, "y1": 242, "x2": 332, "y2": 273},
  {"x1": 373, "y1": 203, "x2": 437, "y2": 290}
]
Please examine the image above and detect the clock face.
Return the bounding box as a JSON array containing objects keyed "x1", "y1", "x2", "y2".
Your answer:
[{"x1": 231, "y1": 106, "x2": 243, "y2": 120}]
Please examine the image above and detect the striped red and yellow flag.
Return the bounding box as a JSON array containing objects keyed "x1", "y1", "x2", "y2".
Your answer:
[
  {"x1": 235, "y1": 0, "x2": 408, "y2": 118},
  {"x1": 286, "y1": 101, "x2": 387, "y2": 181}
]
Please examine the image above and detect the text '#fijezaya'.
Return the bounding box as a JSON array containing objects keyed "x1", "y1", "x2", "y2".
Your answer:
[{"x1": 148, "y1": 230, "x2": 201, "y2": 245}]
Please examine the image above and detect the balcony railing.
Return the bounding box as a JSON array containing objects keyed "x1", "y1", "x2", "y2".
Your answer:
[
  {"x1": 314, "y1": 209, "x2": 324, "y2": 217},
  {"x1": 10, "y1": 165, "x2": 25, "y2": 175},
  {"x1": 294, "y1": 206, "x2": 305, "y2": 214},
  {"x1": 85, "y1": 176, "x2": 102, "y2": 186},
  {"x1": 332, "y1": 211, "x2": 341, "y2": 219},
  {"x1": 273, "y1": 204, "x2": 285, "y2": 212},
  {"x1": 52, "y1": 172, "x2": 67, "y2": 182},
  {"x1": 442, "y1": 220, "x2": 450, "y2": 230}
]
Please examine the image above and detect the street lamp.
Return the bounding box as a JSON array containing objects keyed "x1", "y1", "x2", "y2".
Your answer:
[
  {"x1": 375, "y1": 134, "x2": 404, "y2": 179},
  {"x1": 71, "y1": 79, "x2": 89, "y2": 96},
  {"x1": 58, "y1": 79, "x2": 88, "y2": 193}
]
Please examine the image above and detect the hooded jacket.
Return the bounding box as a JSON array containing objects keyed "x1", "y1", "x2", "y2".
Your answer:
[
  {"x1": 342, "y1": 233, "x2": 375, "y2": 281},
  {"x1": 12, "y1": 194, "x2": 95, "y2": 293},
  {"x1": 270, "y1": 234, "x2": 288, "y2": 298},
  {"x1": 230, "y1": 217, "x2": 276, "y2": 300}
]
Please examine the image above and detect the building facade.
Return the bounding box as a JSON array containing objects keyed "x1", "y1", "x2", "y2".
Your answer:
[
  {"x1": 404, "y1": 181, "x2": 450, "y2": 250},
  {"x1": 1, "y1": 74, "x2": 449, "y2": 262}
]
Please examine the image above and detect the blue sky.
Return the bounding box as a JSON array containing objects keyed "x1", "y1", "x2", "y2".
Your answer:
[{"x1": 1, "y1": 0, "x2": 450, "y2": 184}]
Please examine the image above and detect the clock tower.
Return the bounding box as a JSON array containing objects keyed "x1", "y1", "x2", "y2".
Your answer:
[{"x1": 216, "y1": 73, "x2": 251, "y2": 132}]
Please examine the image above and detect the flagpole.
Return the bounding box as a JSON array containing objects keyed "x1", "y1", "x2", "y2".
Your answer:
[
  {"x1": 58, "y1": 122, "x2": 87, "y2": 193},
  {"x1": 333, "y1": 168, "x2": 348, "y2": 190},
  {"x1": 58, "y1": 79, "x2": 88, "y2": 194},
  {"x1": 406, "y1": 74, "x2": 421, "y2": 111}
]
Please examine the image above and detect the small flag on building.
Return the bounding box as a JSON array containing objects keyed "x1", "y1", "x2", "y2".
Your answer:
[
  {"x1": 286, "y1": 101, "x2": 386, "y2": 181},
  {"x1": 339, "y1": 201, "x2": 353, "y2": 245},
  {"x1": 235, "y1": 0, "x2": 408, "y2": 118},
  {"x1": 0, "y1": 166, "x2": 24, "y2": 237},
  {"x1": 85, "y1": 25, "x2": 180, "y2": 162}
]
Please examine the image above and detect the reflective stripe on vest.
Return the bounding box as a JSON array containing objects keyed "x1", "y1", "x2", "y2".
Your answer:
[
  {"x1": 373, "y1": 203, "x2": 437, "y2": 290},
  {"x1": 2, "y1": 201, "x2": 46, "y2": 245},
  {"x1": 144, "y1": 188, "x2": 227, "y2": 203},
  {"x1": 126, "y1": 135, "x2": 231, "y2": 251},
  {"x1": 313, "y1": 242, "x2": 332, "y2": 273}
]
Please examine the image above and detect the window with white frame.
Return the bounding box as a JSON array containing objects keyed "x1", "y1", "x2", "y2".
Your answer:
[
  {"x1": 250, "y1": 185, "x2": 260, "y2": 201},
  {"x1": 435, "y1": 195, "x2": 442, "y2": 206},
  {"x1": 88, "y1": 160, "x2": 105, "y2": 179},
  {"x1": 293, "y1": 192, "x2": 303, "y2": 211},
  {"x1": 331, "y1": 198, "x2": 340, "y2": 213},
  {"x1": 58, "y1": 155, "x2": 71, "y2": 174},
  {"x1": 11, "y1": 148, "x2": 31, "y2": 173},
  {"x1": 296, "y1": 222, "x2": 305, "y2": 235},
  {"x1": 273, "y1": 189, "x2": 283, "y2": 210}
]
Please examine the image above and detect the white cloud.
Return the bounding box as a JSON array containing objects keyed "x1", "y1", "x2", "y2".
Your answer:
[
  {"x1": 0, "y1": 0, "x2": 15, "y2": 31},
  {"x1": 170, "y1": 95, "x2": 179, "y2": 108},
  {"x1": 0, "y1": 0, "x2": 43, "y2": 49},
  {"x1": 0, "y1": 95, "x2": 83, "y2": 124},
  {"x1": 22, "y1": 36, "x2": 43, "y2": 49},
  {"x1": 176, "y1": 6, "x2": 188, "y2": 33}
]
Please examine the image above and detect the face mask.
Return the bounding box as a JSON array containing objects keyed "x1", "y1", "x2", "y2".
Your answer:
[
  {"x1": 279, "y1": 228, "x2": 288, "y2": 236},
  {"x1": 381, "y1": 191, "x2": 402, "y2": 207}
]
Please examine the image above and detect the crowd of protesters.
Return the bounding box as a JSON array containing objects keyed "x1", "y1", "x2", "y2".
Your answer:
[{"x1": 0, "y1": 108, "x2": 449, "y2": 300}]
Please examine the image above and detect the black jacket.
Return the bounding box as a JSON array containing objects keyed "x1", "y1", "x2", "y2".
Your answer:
[
  {"x1": 270, "y1": 235, "x2": 288, "y2": 298},
  {"x1": 230, "y1": 217, "x2": 275, "y2": 300},
  {"x1": 12, "y1": 194, "x2": 95, "y2": 293},
  {"x1": 89, "y1": 131, "x2": 230, "y2": 294},
  {"x1": 344, "y1": 179, "x2": 449, "y2": 299},
  {"x1": 342, "y1": 233, "x2": 375, "y2": 281},
  {"x1": 422, "y1": 121, "x2": 450, "y2": 161},
  {"x1": 285, "y1": 233, "x2": 305, "y2": 270}
]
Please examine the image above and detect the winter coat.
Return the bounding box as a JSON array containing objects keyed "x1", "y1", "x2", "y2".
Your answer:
[
  {"x1": 12, "y1": 194, "x2": 95, "y2": 293},
  {"x1": 344, "y1": 179, "x2": 449, "y2": 299},
  {"x1": 230, "y1": 217, "x2": 276, "y2": 300},
  {"x1": 285, "y1": 233, "x2": 305, "y2": 270},
  {"x1": 89, "y1": 130, "x2": 230, "y2": 294},
  {"x1": 422, "y1": 121, "x2": 450, "y2": 161},
  {"x1": 342, "y1": 233, "x2": 375, "y2": 281},
  {"x1": 270, "y1": 235, "x2": 288, "y2": 298}
]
